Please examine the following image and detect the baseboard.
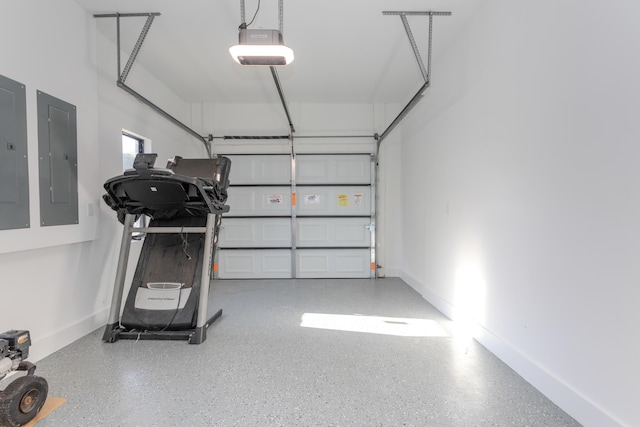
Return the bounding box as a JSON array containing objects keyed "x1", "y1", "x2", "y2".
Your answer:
[
  {"x1": 381, "y1": 268, "x2": 401, "y2": 278},
  {"x1": 29, "y1": 308, "x2": 109, "y2": 363},
  {"x1": 399, "y1": 270, "x2": 624, "y2": 427},
  {"x1": 401, "y1": 270, "x2": 456, "y2": 319}
]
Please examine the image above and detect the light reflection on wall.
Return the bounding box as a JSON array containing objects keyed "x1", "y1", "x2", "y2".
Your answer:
[{"x1": 453, "y1": 265, "x2": 487, "y2": 340}]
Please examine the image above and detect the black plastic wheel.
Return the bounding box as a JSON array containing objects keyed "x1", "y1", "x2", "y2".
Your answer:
[{"x1": 0, "y1": 375, "x2": 48, "y2": 427}]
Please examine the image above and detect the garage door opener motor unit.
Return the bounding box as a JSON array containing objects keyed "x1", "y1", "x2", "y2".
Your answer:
[{"x1": 102, "y1": 153, "x2": 231, "y2": 344}]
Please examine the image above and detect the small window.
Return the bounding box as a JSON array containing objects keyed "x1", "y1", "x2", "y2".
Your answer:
[
  {"x1": 122, "y1": 132, "x2": 144, "y2": 171},
  {"x1": 122, "y1": 131, "x2": 149, "y2": 238}
]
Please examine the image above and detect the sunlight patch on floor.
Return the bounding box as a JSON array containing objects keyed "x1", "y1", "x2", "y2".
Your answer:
[{"x1": 300, "y1": 313, "x2": 449, "y2": 337}]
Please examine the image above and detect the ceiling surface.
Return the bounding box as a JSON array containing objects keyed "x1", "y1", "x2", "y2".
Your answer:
[{"x1": 79, "y1": 0, "x2": 468, "y2": 106}]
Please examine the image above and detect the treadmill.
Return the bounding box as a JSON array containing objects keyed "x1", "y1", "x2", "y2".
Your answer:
[{"x1": 102, "y1": 153, "x2": 231, "y2": 344}]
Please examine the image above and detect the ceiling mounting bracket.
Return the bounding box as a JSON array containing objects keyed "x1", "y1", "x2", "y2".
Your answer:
[
  {"x1": 93, "y1": 12, "x2": 214, "y2": 158},
  {"x1": 399, "y1": 13, "x2": 428, "y2": 83},
  {"x1": 118, "y1": 13, "x2": 158, "y2": 83},
  {"x1": 382, "y1": 11, "x2": 452, "y2": 85},
  {"x1": 240, "y1": 0, "x2": 285, "y2": 33},
  {"x1": 376, "y1": 10, "x2": 451, "y2": 149}
]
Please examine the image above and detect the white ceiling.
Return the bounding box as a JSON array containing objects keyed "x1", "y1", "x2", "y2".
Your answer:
[{"x1": 79, "y1": 0, "x2": 470, "y2": 105}]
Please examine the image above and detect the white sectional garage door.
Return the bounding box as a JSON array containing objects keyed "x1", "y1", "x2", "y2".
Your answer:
[
  {"x1": 295, "y1": 154, "x2": 373, "y2": 278},
  {"x1": 217, "y1": 154, "x2": 293, "y2": 279},
  {"x1": 217, "y1": 153, "x2": 374, "y2": 279}
]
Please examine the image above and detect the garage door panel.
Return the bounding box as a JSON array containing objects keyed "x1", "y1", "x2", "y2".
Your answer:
[
  {"x1": 219, "y1": 218, "x2": 291, "y2": 248},
  {"x1": 296, "y1": 154, "x2": 371, "y2": 184},
  {"x1": 296, "y1": 217, "x2": 370, "y2": 247},
  {"x1": 297, "y1": 186, "x2": 370, "y2": 216},
  {"x1": 296, "y1": 249, "x2": 371, "y2": 278},
  {"x1": 218, "y1": 249, "x2": 292, "y2": 278},
  {"x1": 226, "y1": 155, "x2": 290, "y2": 185},
  {"x1": 226, "y1": 186, "x2": 291, "y2": 216},
  {"x1": 263, "y1": 252, "x2": 292, "y2": 273}
]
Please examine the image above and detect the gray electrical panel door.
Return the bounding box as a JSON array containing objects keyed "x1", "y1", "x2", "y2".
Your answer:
[
  {"x1": 0, "y1": 74, "x2": 29, "y2": 230},
  {"x1": 37, "y1": 91, "x2": 78, "y2": 226}
]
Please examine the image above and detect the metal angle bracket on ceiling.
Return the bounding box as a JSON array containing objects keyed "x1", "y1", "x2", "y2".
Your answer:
[
  {"x1": 376, "y1": 11, "x2": 451, "y2": 150},
  {"x1": 93, "y1": 12, "x2": 214, "y2": 158}
]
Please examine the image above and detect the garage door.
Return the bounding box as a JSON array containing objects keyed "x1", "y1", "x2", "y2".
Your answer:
[
  {"x1": 295, "y1": 154, "x2": 373, "y2": 278},
  {"x1": 216, "y1": 153, "x2": 374, "y2": 279}
]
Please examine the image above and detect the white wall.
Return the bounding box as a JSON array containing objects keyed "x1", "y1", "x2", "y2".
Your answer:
[
  {"x1": 0, "y1": 1, "x2": 101, "y2": 360},
  {"x1": 395, "y1": 1, "x2": 640, "y2": 426},
  {"x1": 0, "y1": 0, "x2": 201, "y2": 361},
  {"x1": 0, "y1": 2, "x2": 100, "y2": 255}
]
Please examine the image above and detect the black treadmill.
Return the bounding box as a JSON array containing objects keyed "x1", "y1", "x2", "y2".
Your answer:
[{"x1": 102, "y1": 153, "x2": 231, "y2": 344}]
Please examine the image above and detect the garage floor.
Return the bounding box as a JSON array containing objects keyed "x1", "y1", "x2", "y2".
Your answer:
[{"x1": 34, "y1": 278, "x2": 580, "y2": 426}]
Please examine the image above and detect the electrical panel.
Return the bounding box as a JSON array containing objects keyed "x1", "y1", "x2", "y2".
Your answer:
[
  {"x1": 0, "y1": 74, "x2": 30, "y2": 230},
  {"x1": 37, "y1": 91, "x2": 78, "y2": 226}
]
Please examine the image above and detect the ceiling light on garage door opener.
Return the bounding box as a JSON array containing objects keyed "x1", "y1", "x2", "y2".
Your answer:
[{"x1": 229, "y1": 0, "x2": 294, "y2": 65}]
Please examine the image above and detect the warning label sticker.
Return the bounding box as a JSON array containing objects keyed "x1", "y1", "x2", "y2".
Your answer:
[
  {"x1": 353, "y1": 194, "x2": 363, "y2": 207},
  {"x1": 338, "y1": 194, "x2": 349, "y2": 207},
  {"x1": 304, "y1": 194, "x2": 320, "y2": 204},
  {"x1": 267, "y1": 194, "x2": 283, "y2": 204}
]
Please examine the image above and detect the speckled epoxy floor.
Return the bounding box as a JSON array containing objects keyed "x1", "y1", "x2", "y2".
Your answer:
[{"x1": 34, "y1": 278, "x2": 580, "y2": 426}]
